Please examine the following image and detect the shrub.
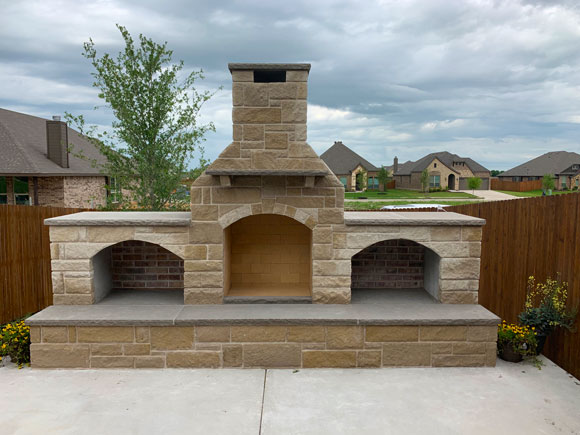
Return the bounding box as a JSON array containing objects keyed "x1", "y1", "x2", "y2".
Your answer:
[
  {"x1": 497, "y1": 321, "x2": 537, "y2": 356},
  {"x1": 0, "y1": 319, "x2": 31, "y2": 367}
]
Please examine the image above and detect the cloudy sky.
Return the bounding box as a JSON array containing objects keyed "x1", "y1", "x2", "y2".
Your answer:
[{"x1": 2, "y1": 0, "x2": 580, "y2": 170}]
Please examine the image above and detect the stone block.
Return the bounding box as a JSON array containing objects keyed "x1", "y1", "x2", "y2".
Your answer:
[
  {"x1": 333, "y1": 233, "x2": 347, "y2": 249},
  {"x1": 453, "y1": 342, "x2": 487, "y2": 355},
  {"x1": 303, "y1": 351, "x2": 356, "y2": 368},
  {"x1": 91, "y1": 356, "x2": 135, "y2": 368},
  {"x1": 281, "y1": 100, "x2": 307, "y2": 123},
  {"x1": 30, "y1": 344, "x2": 90, "y2": 368},
  {"x1": 440, "y1": 258, "x2": 480, "y2": 280},
  {"x1": 357, "y1": 350, "x2": 381, "y2": 368},
  {"x1": 223, "y1": 344, "x2": 243, "y2": 367},
  {"x1": 231, "y1": 326, "x2": 286, "y2": 342},
  {"x1": 312, "y1": 244, "x2": 333, "y2": 260},
  {"x1": 312, "y1": 227, "x2": 332, "y2": 244},
  {"x1": 185, "y1": 261, "x2": 222, "y2": 272},
  {"x1": 268, "y1": 82, "x2": 297, "y2": 99},
  {"x1": 91, "y1": 344, "x2": 123, "y2": 356},
  {"x1": 241, "y1": 124, "x2": 263, "y2": 141},
  {"x1": 286, "y1": 70, "x2": 309, "y2": 82},
  {"x1": 440, "y1": 291, "x2": 478, "y2": 304},
  {"x1": 399, "y1": 227, "x2": 430, "y2": 241},
  {"x1": 87, "y1": 227, "x2": 135, "y2": 243},
  {"x1": 318, "y1": 209, "x2": 343, "y2": 224},
  {"x1": 135, "y1": 356, "x2": 165, "y2": 368},
  {"x1": 77, "y1": 327, "x2": 134, "y2": 343},
  {"x1": 51, "y1": 272, "x2": 64, "y2": 294},
  {"x1": 467, "y1": 326, "x2": 496, "y2": 342},
  {"x1": 233, "y1": 108, "x2": 281, "y2": 124},
  {"x1": 64, "y1": 244, "x2": 110, "y2": 260},
  {"x1": 166, "y1": 351, "x2": 221, "y2": 368},
  {"x1": 296, "y1": 83, "x2": 308, "y2": 99},
  {"x1": 311, "y1": 288, "x2": 351, "y2": 304},
  {"x1": 432, "y1": 354, "x2": 485, "y2": 367},
  {"x1": 184, "y1": 288, "x2": 223, "y2": 304},
  {"x1": 265, "y1": 132, "x2": 288, "y2": 149},
  {"x1": 295, "y1": 124, "x2": 307, "y2": 141},
  {"x1": 124, "y1": 343, "x2": 151, "y2": 356},
  {"x1": 287, "y1": 326, "x2": 325, "y2": 342},
  {"x1": 420, "y1": 326, "x2": 467, "y2": 341},
  {"x1": 184, "y1": 245, "x2": 207, "y2": 260},
  {"x1": 196, "y1": 326, "x2": 230, "y2": 342},
  {"x1": 312, "y1": 276, "x2": 351, "y2": 288},
  {"x1": 150, "y1": 327, "x2": 194, "y2": 350},
  {"x1": 326, "y1": 326, "x2": 363, "y2": 349},
  {"x1": 207, "y1": 245, "x2": 224, "y2": 261},
  {"x1": 382, "y1": 343, "x2": 431, "y2": 367},
  {"x1": 135, "y1": 327, "x2": 150, "y2": 343},
  {"x1": 469, "y1": 242, "x2": 482, "y2": 257},
  {"x1": 190, "y1": 223, "x2": 223, "y2": 244},
  {"x1": 53, "y1": 294, "x2": 94, "y2": 305},
  {"x1": 212, "y1": 187, "x2": 262, "y2": 205},
  {"x1": 64, "y1": 277, "x2": 93, "y2": 294},
  {"x1": 439, "y1": 279, "x2": 479, "y2": 291},
  {"x1": 462, "y1": 227, "x2": 482, "y2": 241},
  {"x1": 30, "y1": 326, "x2": 41, "y2": 343},
  {"x1": 431, "y1": 343, "x2": 453, "y2": 354},
  {"x1": 233, "y1": 124, "x2": 243, "y2": 141},
  {"x1": 42, "y1": 326, "x2": 68, "y2": 343},
  {"x1": 68, "y1": 326, "x2": 76, "y2": 343},
  {"x1": 231, "y1": 70, "x2": 253, "y2": 82},
  {"x1": 431, "y1": 227, "x2": 461, "y2": 241},
  {"x1": 50, "y1": 227, "x2": 83, "y2": 242},
  {"x1": 365, "y1": 326, "x2": 419, "y2": 342},
  {"x1": 191, "y1": 205, "x2": 219, "y2": 221},
  {"x1": 243, "y1": 83, "x2": 268, "y2": 106},
  {"x1": 485, "y1": 342, "x2": 497, "y2": 367},
  {"x1": 243, "y1": 344, "x2": 301, "y2": 368}
]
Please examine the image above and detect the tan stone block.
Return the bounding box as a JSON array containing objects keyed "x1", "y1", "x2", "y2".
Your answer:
[
  {"x1": 303, "y1": 350, "x2": 356, "y2": 368},
  {"x1": 53, "y1": 294, "x2": 94, "y2": 305},
  {"x1": 184, "y1": 288, "x2": 223, "y2": 304},
  {"x1": 485, "y1": 342, "x2": 497, "y2": 367},
  {"x1": 68, "y1": 326, "x2": 77, "y2": 343},
  {"x1": 50, "y1": 227, "x2": 82, "y2": 242},
  {"x1": 231, "y1": 70, "x2": 253, "y2": 82},
  {"x1": 207, "y1": 245, "x2": 223, "y2": 260},
  {"x1": 432, "y1": 354, "x2": 485, "y2": 367},
  {"x1": 243, "y1": 344, "x2": 302, "y2": 368},
  {"x1": 212, "y1": 187, "x2": 261, "y2": 204},
  {"x1": 223, "y1": 344, "x2": 243, "y2": 367},
  {"x1": 191, "y1": 205, "x2": 219, "y2": 221},
  {"x1": 64, "y1": 277, "x2": 93, "y2": 294},
  {"x1": 439, "y1": 280, "x2": 479, "y2": 291},
  {"x1": 87, "y1": 227, "x2": 135, "y2": 243},
  {"x1": 77, "y1": 327, "x2": 134, "y2": 343},
  {"x1": 91, "y1": 356, "x2": 135, "y2": 368},
  {"x1": 287, "y1": 326, "x2": 325, "y2": 342},
  {"x1": 365, "y1": 326, "x2": 418, "y2": 342},
  {"x1": 440, "y1": 291, "x2": 478, "y2": 304},
  {"x1": 281, "y1": 100, "x2": 307, "y2": 123},
  {"x1": 30, "y1": 344, "x2": 90, "y2": 368},
  {"x1": 467, "y1": 326, "x2": 497, "y2": 342},
  {"x1": 357, "y1": 350, "x2": 381, "y2": 368},
  {"x1": 135, "y1": 356, "x2": 165, "y2": 368},
  {"x1": 312, "y1": 276, "x2": 351, "y2": 288},
  {"x1": 135, "y1": 327, "x2": 150, "y2": 343},
  {"x1": 124, "y1": 343, "x2": 151, "y2": 356},
  {"x1": 382, "y1": 343, "x2": 431, "y2": 367},
  {"x1": 399, "y1": 227, "x2": 430, "y2": 241},
  {"x1": 166, "y1": 351, "x2": 221, "y2": 368},
  {"x1": 295, "y1": 124, "x2": 307, "y2": 141},
  {"x1": 296, "y1": 83, "x2": 307, "y2": 99},
  {"x1": 286, "y1": 70, "x2": 309, "y2": 82},
  {"x1": 243, "y1": 124, "x2": 265, "y2": 141},
  {"x1": 184, "y1": 245, "x2": 207, "y2": 260},
  {"x1": 150, "y1": 327, "x2": 194, "y2": 350},
  {"x1": 453, "y1": 342, "x2": 487, "y2": 354},
  {"x1": 312, "y1": 244, "x2": 333, "y2": 260},
  {"x1": 326, "y1": 326, "x2": 363, "y2": 349},
  {"x1": 233, "y1": 124, "x2": 243, "y2": 141},
  {"x1": 30, "y1": 326, "x2": 41, "y2": 343},
  {"x1": 440, "y1": 258, "x2": 480, "y2": 279},
  {"x1": 431, "y1": 227, "x2": 461, "y2": 241},
  {"x1": 185, "y1": 261, "x2": 222, "y2": 272},
  {"x1": 312, "y1": 227, "x2": 332, "y2": 244},
  {"x1": 51, "y1": 272, "x2": 64, "y2": 294},
  {"x1": 268, "y1": 82, "x2": 297, "y2": 99},
  {"x1": 91, "y1": 344, "x2": 123, "y2": 356},
  {"x1": 469, "y1": 242, "x2": 481, "y2": 257},
  {"x1": 219, "y1": 143, "x2": 241, "y2": 159},
  {"x1": 233, "y1": 108, "x2": 281, "y2": 124},
  {"x1": 311, "y1": 288, "x2": 351, "y2": 304},
  {"x1": 462, "y1": 227, "x2": 482, "y2": 241},
  {"x1": 42, "y1": 326, "x2": 69, "y2": 343},
  {"x1": 318, "y1": 209, "x2": 343, "y2": 224},
  {"x1": 333, "y1": 233, "x2": 347, "y2": 249},
  {"x1": 265, "y1": 132, "x2": 288, "y2": 149},
  {"x1": 420, "y1": 326, "x2": 467, "y2": 341},
  {"x1": 50, "y1": 243, "x2": 60, "y2": 260},
  {"x1": 190, "y1": 223, "x2": 223, "y2": 244},
  {"x1": 195, "y1": 343, "x2": 221, "y2": 351},
  {"x1": 243, "y1": 83, "x2": 268, "y2": 106},
  {"x1": 200, "y1": 272, "x2": 223, "y2": 288},
  {"x1": 191, "y1": 187, "x2": 202, "y2": 204},
  {"x1": 231, "y1": 326, "x2": 286, "y2": 342},
  {"x1": 431, "y1": 343, "x2": 453, "y2": 354},
  {"x1": 196, "y1": 326, "x2": 230, "y2": 343}
]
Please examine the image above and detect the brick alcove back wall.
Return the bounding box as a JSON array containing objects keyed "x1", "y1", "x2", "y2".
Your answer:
[
  {"x1": 351, "y1": 239, "x2": 425, "y2": 289},
  {"x1": 111, "y1": 241, "x2": 184, "y2": 290}
]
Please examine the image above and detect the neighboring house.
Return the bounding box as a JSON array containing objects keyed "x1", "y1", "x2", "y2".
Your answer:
[
  {"x1": 497, "y1": 151, "x2": 580, "y2": 190},
  {"x1": 392, "y1": 151, "x2": 490, "y2": 190},
  {"x1": 320, "y1": 141, "x2": 381, "y2": 191},
  {"x1": 0, "y1": 108, "x2": 109, "y2": 207}
]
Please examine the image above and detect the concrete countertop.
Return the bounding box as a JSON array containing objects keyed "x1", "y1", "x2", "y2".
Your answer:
[
  {"x1": 344, "y1": 211, "x2": 485, "y2": 226},
  {"x1": 44, "y1": 211, "x2": 191, "y2": 226}
]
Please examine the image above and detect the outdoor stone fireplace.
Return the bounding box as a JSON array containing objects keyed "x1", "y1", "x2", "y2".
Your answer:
[{"x1": 28, "y1": 62, "x2": 498, "y2": 370}]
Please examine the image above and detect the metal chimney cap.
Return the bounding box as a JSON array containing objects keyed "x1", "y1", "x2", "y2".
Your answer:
[{"x1": 52, "y1": 115, "x2": 61, "y2": 121}]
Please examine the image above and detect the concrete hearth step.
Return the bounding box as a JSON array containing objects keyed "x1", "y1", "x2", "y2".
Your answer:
[{"x1": 223, "y1": 296, "x2": 312, "y2": 304}]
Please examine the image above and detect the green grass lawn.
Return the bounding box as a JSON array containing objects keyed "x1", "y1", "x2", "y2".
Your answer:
[
  {"x1": 345, "y1": 189, "x2": 477, "y2": 199},
  {"x1": 497, "y1": 189, "x2": 578, "y2": 198},
  {"x1": 344, "y1": 200, "x2": 479, "y2": 210}
]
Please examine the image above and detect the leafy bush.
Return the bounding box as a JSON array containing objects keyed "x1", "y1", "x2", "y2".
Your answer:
[
  {"x1": 0, "y1": 319, "x2": 31, "y2": 367},
  {"x1": 497, "y1": 321, "x2": 537, "y2": 356}
]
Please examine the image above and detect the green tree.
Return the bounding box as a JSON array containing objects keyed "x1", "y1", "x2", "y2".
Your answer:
[
  {"x1": 468, "y1": 177, "x2": 482, "y2": 194},
  {"x1": 355, "y1": 169, "x2": 368, "y2": 191},
  {"x1": 66, "y1": 25, "x2": 217, "y2": 210},
  {"x1": 420, "y1": 169, "x2": 429, "y2": 193},
  {"x1": 377, "y1": 167, "x2": 390, "y2": 191},
  {"x1": 491, "y1": 169, "x2": 504, "y2": 177},
  {"x1": 542, "y1": 173, "x2": 555, "y2": 194}
]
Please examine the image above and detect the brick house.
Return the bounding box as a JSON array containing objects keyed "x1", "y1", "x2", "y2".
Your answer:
[
  {"x1": 320, "y1": 141, "x2": 381, "y2": 191},
  {"x1": 497, "y1": 151, "x2": 580, "y2": 190},
  {"x1": 0, "y1": 108, "x2": 108, "y2": 207},
  {"x1": 392, "y1": 151, "x2": 490, "y2": 191}
]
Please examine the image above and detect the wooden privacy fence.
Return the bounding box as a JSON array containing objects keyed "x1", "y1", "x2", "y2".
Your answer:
[
  {"x1": 448, "y1": 195, "x2": 580, "y2": 379},
  {"x1": 491, "y1": 178, "x2": 542, "y2": 192},
  {"x1": 0, "y1": 205, "x2": 88, "y2": 324}
]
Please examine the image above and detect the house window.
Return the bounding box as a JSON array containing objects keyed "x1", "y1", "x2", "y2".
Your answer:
[
  {"x1": 512, "y1": 177, "x2": 522, "y2": 182},
  {"x1": 367, "y1": 176, "x2": 379, "y2": 189},
  {"x1": 13, "y1": 176, "x2": 30, "y2": 205},
  {"x1": 339, "y1": 177, "x2": 347, "y2": 188},
  {"x1": 560, "y1": 176, "x2": 567, "y2": 189},
  {"x1": 434, "y1": 163, "x2": 437, "y2": 168},
  {"x1": 0, "y1": 176, "x2": 7, "y2": 204},
  {"x1": 429, "y1": 175, "x2": 440, "y2": 187},
  {"x1": 108, "y1": 177, "x2": 122, "y2": 203}
]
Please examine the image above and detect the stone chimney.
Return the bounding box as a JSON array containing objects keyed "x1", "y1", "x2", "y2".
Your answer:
[
  {"x1": 393, "y1": 156, "x2": 398, "y2": 174},
  {"x1": 46, "y1": 116, "x2": 69, "y2": 168}
]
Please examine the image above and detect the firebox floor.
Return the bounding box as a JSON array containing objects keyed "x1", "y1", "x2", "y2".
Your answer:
[
  {"x1": 226, "y1": 284, "x2": 311, "y2": 297},
  {"x1": 98, "y1": 289, "x2": 184, "y2": 305}
]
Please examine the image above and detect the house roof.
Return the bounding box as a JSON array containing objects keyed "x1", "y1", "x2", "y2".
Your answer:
[
  {"x1": 320, "y1": 141, "x2": 380, "y2": 174},
  {"x1": 0, "y1": 108, "x2": 106, "y2": 176},
  {"x1": 499, "y1": 151, "x2": 580, "y2": 177},
  {"x1": 394, "y1": 151, "x2": 489, "y2": 176}
]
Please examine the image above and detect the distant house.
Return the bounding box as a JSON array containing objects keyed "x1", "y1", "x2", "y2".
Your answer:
[
  {"x1": 392, "y1": 151, "x2": 490, "y2": 190},
  {"x1": 497, "y1": 151, "x2": 580, "y2": 190},
  {"x1": 0, "y1": 108, "x2": 109, "y2": 207},
  {"x1": 320, "y1": 141, "x2": 381, "y2": 191}
]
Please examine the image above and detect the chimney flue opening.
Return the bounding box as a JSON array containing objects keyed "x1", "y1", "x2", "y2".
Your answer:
[{"x1": 253, "y1": 70, "x2": 286, "y2": 83}]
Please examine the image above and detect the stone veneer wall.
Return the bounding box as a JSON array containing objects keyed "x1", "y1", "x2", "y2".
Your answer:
[
  {"x1": 111, "y1": 241, "x2": 184, "y2": 291},
  {"x1": 29, "y1": 324, "x2": 497, "y2": 369},
  {"x1": 351, "y1": 240, "x2": 424, "y2": 290}
]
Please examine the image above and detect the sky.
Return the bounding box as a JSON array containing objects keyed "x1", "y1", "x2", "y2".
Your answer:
[{"x1": 1, "y1": 0, "x2": 580, "y2": 171}]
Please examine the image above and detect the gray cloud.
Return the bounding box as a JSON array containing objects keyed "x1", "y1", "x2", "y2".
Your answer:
[{"x1": 1, "y1": 0, "x2": 580, "y2": 170}]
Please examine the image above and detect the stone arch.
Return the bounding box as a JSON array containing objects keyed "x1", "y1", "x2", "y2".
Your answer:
[
  {"x1": 218, "y1": 202, "x2": 317, "y2": 229},
  {"x1": 350, "y1": 234, "x2": 450, "y2": 260}
]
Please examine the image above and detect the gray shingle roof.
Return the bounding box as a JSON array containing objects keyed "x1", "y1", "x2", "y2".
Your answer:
[
  {"x1": 499, "y1": 151, "x2": 580, "y2": 177},
  {"x1": 394, "y1": 151, "x2": 489, "y2": 175},
  {"x1": 320, "y1": 141, "x2": 380, "y2": 174},
  {"x1": 0, "y1": 108, "x2": 106, "y2": 176}
]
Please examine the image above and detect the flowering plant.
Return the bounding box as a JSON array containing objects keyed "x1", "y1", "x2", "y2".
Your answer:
[
  {"x1": 518, "y1": 276, "x2": 577, "y2": 336},
  {"x1": 497, "y1": 321, "x2": 537, "y2": 356},
  {"x1": 0, "y1": 319, "x2": 31, "y2": 367}
]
